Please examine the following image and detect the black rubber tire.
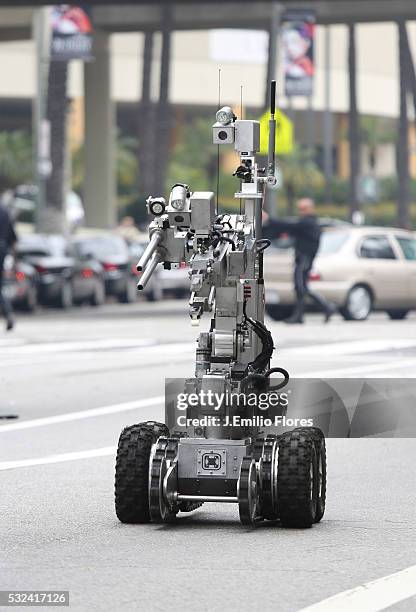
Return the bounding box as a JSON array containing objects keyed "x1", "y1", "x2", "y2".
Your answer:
[
  {"x1": 115, "y1": 424, "x2": 153, "y2": 523},
  {"x1": 340, "y1": 285, "x2": 372, "y2": 321},
  {"x1": 265, "y1": 304, "x2": 294, "y2": 321},
  {"x1": 90, "y1": 279, "x2": 106, "y2": 307},
  {"x1": 58, "y1": 282, "x2": 73, "y2": 309},
  {"x1": 386, "y1": 309, "x2": 409, "y2": 320},
  {"x1": 115, "y1": 421, "x2": 170, "y2": 523},
  {"x1": 294, "y1": 427, "x2": 326, "y2": 523},
  {"x1": 143, "y1": 421, "x2": 170, "y2": 438},
  {"x1": 20, "y1": 283, "x2": 38, "y2": 313},
  {"x1": 277, "y1": 429, "x2": 319, "y2": 528},
  {"x1": 119, "y1": 278, "x2": 137, "y2": 304}
]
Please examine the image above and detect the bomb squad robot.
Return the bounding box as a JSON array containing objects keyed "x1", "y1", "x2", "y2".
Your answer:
[{"x1": 115, "y1": 82, "x2": 326, "y2": 526}]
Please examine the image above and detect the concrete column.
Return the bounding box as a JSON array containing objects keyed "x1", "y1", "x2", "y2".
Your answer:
[
  {"x1": 138, "y1": 31, "x2": 156, "y2": 197},
  {"x1": 323, "y1": 25, "x2": 334, "y2": 204},
  {"x1": 348, "y1": 22, "x2": 360, "y2": 219},
  {"x1": 84, "y1": 29, "x2": 116, "y2": 228},
  {"x1": 154, "y1": 5, "x2": 173, "y2": 194},
  {"x1": 397, "y1": 19, "x2": 411, "y2": 229}
]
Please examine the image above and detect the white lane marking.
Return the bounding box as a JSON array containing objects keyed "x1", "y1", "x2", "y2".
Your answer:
[
  {"x1": 0, "y1": 396, "x2": 164, "y2": 433},
  {"x1": 297, "y1": 357, "x2": 416, "y2": 378},
  {"x1": 282, "y1": 338, "x2": 416, "y2": 357},
  {"x1": 299, "y1": 565, "x2": 416, "y2": 612},
  {"x1": 0, "y1": 447, "x2": 116, "y2": 471},
  {"x1": 0, "y1": 337, "x2": 156, "y2": 355},
  {"x1": 1, "y1": 336, "x2": 414, "y2": 359},
  {"x1": 0, "y1": 342, "x2": 195, "y2": 372},
  {"x1": 0, "y1": 338, "x2": 26, "y2": 347}
]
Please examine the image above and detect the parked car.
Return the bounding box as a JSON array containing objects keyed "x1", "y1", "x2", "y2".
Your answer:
[
  {"x1": 264, "y1": 226, "x2": 416, "y2": 321},
  {"x1": 17, "y1": 234, "x2": 105, "y2": 308},
  {"x1": 156, "y1": 262, "x2": 190, "y2": 298},
  {"x1": 8, "y1": 184, "x2": 85, "y2": 231},
  {"x1": 72, "y1": 234, "x2": 137, "y2": 303},
  {"x1": 2, "y1": 254, "x2": 38, "y2": 312},
  {"x1": 129, "y1": 239, "x2": 190, "y2": 300}
]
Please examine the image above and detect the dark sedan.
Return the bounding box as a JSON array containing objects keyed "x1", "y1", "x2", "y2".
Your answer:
[
  {"x1": 2, "y1": 255, "x2": 38, "y2": 312},
  {"x1": 17, "y1": 234, "x2": 105, "y2": 308},
  {"x1": 72, "y1": 235, "x2": 137, "y2": 303}
]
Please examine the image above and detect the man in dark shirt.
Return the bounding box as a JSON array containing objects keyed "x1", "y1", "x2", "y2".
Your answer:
[
  {"x1": 263, "y1": 198, "x2": 335, "y2": 324},
  {"x1": 0, "y1": 203, "x2": 17, "y2": 331}
]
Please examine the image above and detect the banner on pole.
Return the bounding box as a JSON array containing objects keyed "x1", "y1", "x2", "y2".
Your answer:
[
  {"x1": 50, "y1": 5, "x2": 93, "y2": 61},
  {"x1": 282, "y1": 9, "x2": 316, "y2": 97}
]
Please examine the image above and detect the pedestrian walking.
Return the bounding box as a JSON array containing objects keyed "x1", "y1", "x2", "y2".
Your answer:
[
  {"x1": 0, "y1": 202, "x2": 17, "y2": 331},
  {"x1": 263, "y1": 198, "x2": 336, "y2": 324}
]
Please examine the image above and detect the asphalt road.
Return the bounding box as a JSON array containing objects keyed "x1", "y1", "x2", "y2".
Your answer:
[{"x1": 1, "y1": 301, "x2": 416, "y2": 612}]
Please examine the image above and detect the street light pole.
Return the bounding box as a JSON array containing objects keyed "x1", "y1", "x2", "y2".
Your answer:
[{"x1": 33, "y1": 7, "x2": 51, "y2": 232}]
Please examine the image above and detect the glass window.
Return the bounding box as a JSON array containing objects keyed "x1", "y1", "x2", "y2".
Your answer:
[
  {"x1": 74, "y1": 237, "x2": 128, "y2": 258},
  {"x1": 396, "y1": 236, "x2": 416, "y2": 261},
  {"x1": 318, "y1": 231, "x2": 349, "y2": 256},
  {"x1": 359, "y1": 236, "x2": 396, "y2": 260}
]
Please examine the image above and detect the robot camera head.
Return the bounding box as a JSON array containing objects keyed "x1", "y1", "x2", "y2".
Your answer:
[{"x1": 213, "y1": 106, "x2": 236, "y2": 145}]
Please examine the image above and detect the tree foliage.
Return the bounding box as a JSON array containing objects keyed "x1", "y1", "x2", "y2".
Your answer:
[
  {"x1": 0, "y1": 131, "x2": 33, "y2": 193},
  {"x1": 279, "y1": 145, "x2": 325, "y2": 214}
]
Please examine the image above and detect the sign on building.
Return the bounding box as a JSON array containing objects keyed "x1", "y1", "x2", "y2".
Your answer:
[
  {"x1": 50, "y1": 5, "x2": 93, "y2": 61},
  {"x1": 282, "y1": 9, "x2": 316, "y2": 98}
]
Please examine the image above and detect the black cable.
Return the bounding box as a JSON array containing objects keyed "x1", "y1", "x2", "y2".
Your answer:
[
  {"x1": 242, "y1": 301, "x2": 274, "y2": 373},
  {"x1": 256, "y1": 239, "x2": 271, "y2": 254},
  {"x1": 218, "y1": 236, "x2": 235, "y2": 251},
  {"x1": 265, "y1": 367, "x2": 290, "y2": 391}
]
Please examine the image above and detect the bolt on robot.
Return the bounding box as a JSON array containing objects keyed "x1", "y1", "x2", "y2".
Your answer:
[{"x1": 115, "y1": 82, "x2": 326, "y2": 526}]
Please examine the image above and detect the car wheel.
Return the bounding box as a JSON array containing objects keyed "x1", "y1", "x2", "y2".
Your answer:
[
  {"x1": 146, "y1": 283, "x2": 163, "y2": 302},
  {"x1": 386, "y1": 309, "x2": 409, "y2": 320},
  {"x1": 20, "y1": 283, "x2": 38, "y2": 313},
  {"x1": 58, "y1": 282, "x2": 73, "y2": 309},
  {"x1": 90, "y1": 279, "x2": 106, "y2": 307},
  {"x1": 265, "y1": 304, "x2": 294, "y2": 321},
  {"x1": 340, "y1": 285, "x2": 372, "y2": 321},
  {"x1": 119, "y1": 278, "x2": 137, "y2": 304}
]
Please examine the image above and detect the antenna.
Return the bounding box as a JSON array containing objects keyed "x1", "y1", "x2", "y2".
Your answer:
[
  {"x1": 216, "y1": 68, "x2": 221, "y2": 215},
  {"x1": 267, "y1": 80, "x2": 277, "y2": 180},
  {"x1": 240, "y1": 85, "x2": 243, "y2": 119}
]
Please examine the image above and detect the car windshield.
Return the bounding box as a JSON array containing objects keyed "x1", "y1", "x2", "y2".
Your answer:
[
  {"x1": 17, "y1": 235, "x2": 66, "y2": 257},
  {"x1": 317, "y1": 231, "x2": 350, "y2": 256},
  {"x1": 75, "y1": 237, "x2": 127, "y2": 258}
]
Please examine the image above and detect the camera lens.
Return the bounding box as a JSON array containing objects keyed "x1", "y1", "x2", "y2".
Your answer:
[{"x1": 218, "y1": 131, "x2": 228, "y2": 141}]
